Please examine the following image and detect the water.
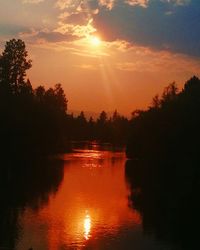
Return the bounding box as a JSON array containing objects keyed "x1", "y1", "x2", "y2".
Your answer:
[{"x1": 1, "y1": 145, "x2": 181, "y2": 250}]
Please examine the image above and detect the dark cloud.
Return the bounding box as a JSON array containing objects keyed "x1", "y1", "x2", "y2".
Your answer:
[
  {"x1": 62, "y1": 13, "x2": 89, "y2": 25},
  {"x1": 19, "y1": 29, "x2": 78, "y2": 44},
  {"x1": 93, "y1": 0, "x2": 200, "y2": 57},
  {"x1": 1, "y1": 0, "x2": 200, "y2": 57},
  {"x1": 36, "y1": 31, "x2": 76, "y2": 42},
  {"x1": 0, "y1": 24, "x2": 30, "y2": 36}
]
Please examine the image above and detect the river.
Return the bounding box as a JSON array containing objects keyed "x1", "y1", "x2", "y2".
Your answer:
[{"x1": 1, "y1": 144, "x2": 182, "y2": 250}]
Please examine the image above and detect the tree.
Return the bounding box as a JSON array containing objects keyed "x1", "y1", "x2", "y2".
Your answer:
[
  {"x1": 151, "y1": 95, "x2": 161, "y2": 109},
  {"x1": 77, "y1": 111, "x2": 87, "y2": 123},
  {"x1": 0, "y1": 39, "x2": 70, "y2": 156},
  {"x1": 35, "y1": 85, "x2": 46, "y2": 102},
  {"x1": 54, "y1": 83, "x2": 68, "y2": 113},
  {"x1": 184, "y1": 75, "x2": 200, "y2": 93},
  {"x1": 97, "y1": 111, "x2": 107, "y2": 125},
  {"x1": 161, "y1": 82, "x2": 178, "y2": 104},
  {"x1": 0, "y1": 39, "x2": 32, "y2": 94},
  {"x1": 18, "y1": 79, "x2": 33, "y2": 96},
  {"x1": 112, "y1": 110, "x2": 119, "y2": 121}
]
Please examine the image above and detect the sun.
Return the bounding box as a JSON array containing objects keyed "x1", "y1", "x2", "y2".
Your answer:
[{"x1": 90, "y1": 36, "x2": 101, "y2": 46}]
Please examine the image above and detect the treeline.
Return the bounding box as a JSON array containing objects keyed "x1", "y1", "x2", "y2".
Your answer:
[
  {"x1": 126, "y1": 76, "x2": 200, "y2": 159},
  {"x1": 0, "y1": 39, "x2": 129, "y2": 157},
  {"x1": 125, "y1": 76, "x2": 200, "y2": 250},
  {"x1": 2, "y1": 39, "x2": 200, "y2": 158},
  {"x1": 0, "y1": 39, "x2": 68, "y2": 156},
  {"x1": 65, "y1": 110, "x2": 129, "y2": 144}
]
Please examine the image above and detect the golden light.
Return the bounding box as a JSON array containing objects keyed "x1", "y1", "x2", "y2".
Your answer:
[
  {"x1": 84, "y1": 214, "x2": 91, "y2": 240},
  {"x1": 90, "y1": 36, "x2": 101, "y2": 46}
]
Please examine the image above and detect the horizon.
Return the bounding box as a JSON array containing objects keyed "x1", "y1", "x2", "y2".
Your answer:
[{"x1": 1, "y1": 0, "x2": 200, "y2": 115}]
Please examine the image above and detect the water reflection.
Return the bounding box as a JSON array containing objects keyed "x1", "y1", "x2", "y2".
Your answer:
[
  {"x1": 125, "y1": 157, "x2": 200, "y2": 250},
  {"x1": 0, "y1": 157, "x2": 64, "y2": 250},
  {"x1": 0, "y1": 147, "x2": 185, "y2": 250},
  {"x1": 84, "y1": 213, "x2": 91, "y2": 240},
  {"x1": 12, "y1": 148, "x2": 142, "y2": 250}
]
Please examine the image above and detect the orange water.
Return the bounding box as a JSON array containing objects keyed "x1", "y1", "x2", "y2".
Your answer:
[{"x1": 16, "y1": 149, "x2": 141, "y2": 249}]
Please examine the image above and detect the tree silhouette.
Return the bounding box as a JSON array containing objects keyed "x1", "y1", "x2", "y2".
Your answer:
[
  {"x1": 54, "y1": 83, "x2": 68, "y2": 113},
  {"x1": 0, "y1": 39, "x2": 32, "y2": 94},
  {"x1": 97, "y1": 111, "x2": 107, "y2": 125},
  {"x1": 35, "y1": 85, "x2": 46, "y2": 102},
  {"x1": 126, "y1": 76, "x2": 200, "y2": 159},
  {"x1": 0, "y1": 39, "x2": 69, "y2": 156},
  {"x1": 151, "y1": 95, "x2": 161, "y2": 109},
  {"x1": 161, "y1": 82, "x2": 178, "y2": 105}
]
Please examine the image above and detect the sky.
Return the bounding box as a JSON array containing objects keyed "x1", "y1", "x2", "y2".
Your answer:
[{"x1": 0, "y1": 0, "x2": 200, "y2": 116}]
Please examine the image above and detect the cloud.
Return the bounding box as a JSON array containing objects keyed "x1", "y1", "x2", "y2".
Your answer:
[
  {"x1": 93, "y1": 0, "x2": 200, "y2": 57},
  {"x1": 125, "y1": 0, "x2": 149, "y2": 8},
  {"x1": 55, "y1": 18, "x2": 96, "y2": 38},
  {"x1": 55, "y1": 0, "x2": 72, "y2": 10},
  {"x1": 55, "y1": 0, "x2": 99, "y2": 40},
  {"x1": 98, "y1": 0, "x2": 116, "y2": 10},
  {"x1": 1, "y1": 0, "x2": 199, "y2": 59},
  {"x1": 18, "y1": 26, "x2": 109, "y2": 58},
  {"x1": 55, "y1": 0, "x2": 92, "y2": 11},
  {"x1": 19, "y1": 28, "x2": 77, "y2": 43},
  {"x1": 115, "y1": 44, "x2": 200, "y2": 75},
  {"x1": 22, "y1": 0, "x2": 45, "y2": 4},
  {"x1": 125, "y1": 0, "x2": 190, "y2": 8},
  {"x1": 0, "y1": 24, "x2": 30, "y2": 37},
  {"x1": 75, "y1": 64, "x2": 98, "y2": 70},
  {"x1": 163, "y1": 0, "x2": 191, "y2": 6}
]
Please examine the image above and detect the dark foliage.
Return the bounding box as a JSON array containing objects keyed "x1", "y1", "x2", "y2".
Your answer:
[
  {"x1": 66, "y1": 110, "x2": 129, "y2": 145},
  {"x1": 0, "y1": 157, "x2": 64, "y2": 249},
  {"x1": 0, "y1": 39, "x2": 68, "y2": 157},
  {"x1": 0, "y1": 39, "x2": 129, "y2": 157},
  {"x1": 125, "y1": 157, "x2": 200, "y2": 250},
  {"x1": 126, "y1": 77, "x2": 200, "y2": 159},
  {"x1": 125, "y1": 77, "x2": 200, "y2": 249}
]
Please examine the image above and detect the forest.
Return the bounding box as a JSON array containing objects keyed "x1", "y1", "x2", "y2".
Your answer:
[
  {"x1": 0, "y1": 39, "x2": 129, "y2": 160},
  {"x1": 1, "y1": 39, "x2": 200, "y2": 161},
  {"x1": 126, "y1": 75, "x2": 200, "y2": 159},
  {"x1": 1, "y1": 38, "x2": 200, "y2": 250},
  {"x1": 125, "y1": 73, "x2": 200, "y2": 250}
]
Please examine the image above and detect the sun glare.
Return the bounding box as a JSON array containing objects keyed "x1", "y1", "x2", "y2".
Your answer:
[
  {"x1": 84, "y1": 214, "x2": 91, "y2": 240},
  {"x1": 90, "y1": 36, "x2": 101, "y2": 46}
]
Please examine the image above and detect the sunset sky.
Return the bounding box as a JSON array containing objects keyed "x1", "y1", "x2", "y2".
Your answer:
[{"x1": 1, "y1": 0, "x2": 200, "y2": 116}]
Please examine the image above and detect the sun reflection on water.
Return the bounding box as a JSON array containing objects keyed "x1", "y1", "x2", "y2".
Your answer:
[
  {"x1": 84, "y1": 213, "x2": 91, "y2": 240},
  {"x1": 16, "y1": 149, "x2": 142, "y2": 250}
]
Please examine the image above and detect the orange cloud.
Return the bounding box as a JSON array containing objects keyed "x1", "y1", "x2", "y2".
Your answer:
[
  {"x1": 125, "y1": 0, "x2": 149, "y2": 8},
  {"x1": 99, "y1": 0, "x2": 116, "y2": 10},
  {"x1": 22, "y1": 0, "x2": 44, "y2": 3}
]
